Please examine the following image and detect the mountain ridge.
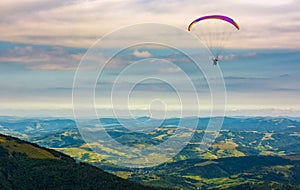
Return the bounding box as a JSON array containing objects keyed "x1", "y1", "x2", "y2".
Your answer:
[{"x1": 0, "y1": 133, "x2": 161, "y2": 190}]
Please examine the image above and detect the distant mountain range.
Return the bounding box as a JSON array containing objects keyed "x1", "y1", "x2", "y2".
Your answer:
[
  {"x1": 0, "y1": 116, "x2": 299, "y2": 154},
  {"x1": 0, "y1": 116, "x2": 299, "y2": 136},
  {"x1": 0, "y1": 116, "x2": 299, "y2": 189}
]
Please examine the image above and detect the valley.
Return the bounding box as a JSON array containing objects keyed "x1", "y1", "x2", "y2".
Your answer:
[{"x1": 0, "y1": 116, "x2": 299, "y2": 189}]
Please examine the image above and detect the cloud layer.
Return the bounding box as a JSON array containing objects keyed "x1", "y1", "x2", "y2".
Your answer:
[
  {"x1": 0, "y1": 1, "x2": 300, "y2": 117},
  {"x1": 1, "y1": 0, "x2": 300, "y2": 48}
]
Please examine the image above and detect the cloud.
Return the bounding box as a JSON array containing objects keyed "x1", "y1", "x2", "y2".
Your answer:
[
  {"x1": 224, "y1": 76, "x2": 268, "y2": 80},
  {"x1": 131, "y1": 81, "x2": 177, "y2": 92},
  {"x1": 0, "y1": 44, "x2": 84, "y2": 70},
  {"x1": 0, "y1": 46, "x2": 48, "y2": 63},
  {"x1": 0, "y1": 0, "x2": 299, "y2": 48},
  {"x1": 226, "y1": 108, "x2": 300, "y2": 117},
  {"x1": 27, "y1": 63, "x2": 76, "y2": 71},
  {"x1": 238, "y1": 0, "x2": 295, "y2": 6},
  {"x1": 219, "y1": 54, "x2": 237, "y2": 61},
  {"x1": 159, "y1": 67, "x2": 181, "y2": 74},
  {"x1": 279, "y1": 74, "x2": 291, "y2": 78},
  {"x1": 243, "y1": 52, "x2": 257, "y2": 57},
  {"x1": 133, "y1": 49, "x2": 151, "y2": 58},
  {"x1": 224, "y1": 73, "x2": 300, "y2": 93}
]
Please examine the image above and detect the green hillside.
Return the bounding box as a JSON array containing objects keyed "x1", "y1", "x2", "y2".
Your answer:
[
  {"x1": 125, "y1": 156, "x2": 300, "y2": 189},
  {"x1": 0, "y1": 133, "x2": 160, "y2": 190},
  {"x1": 0, "y1": 117, "x2": 299, "y2": 189}
]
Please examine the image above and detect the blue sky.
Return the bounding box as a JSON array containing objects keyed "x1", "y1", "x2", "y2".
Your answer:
[{"x1": 0, "y1": 0, "x2": 300, "y2": 118}]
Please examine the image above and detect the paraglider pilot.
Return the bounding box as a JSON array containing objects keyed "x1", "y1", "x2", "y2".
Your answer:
[{"x1": 212, "y1": 56, "x2": 218, "y2": 65}]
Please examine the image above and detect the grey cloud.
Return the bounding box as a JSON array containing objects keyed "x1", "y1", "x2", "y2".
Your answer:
[
  {"x1": 224, "y1": 76, "x2": 269, "y2": 80},
  {"x1": 279, "y1": 74, "x2": 291, "y2": 78},
  {"x1": 0, "y1": 44, "x2": 84, "y2": 70},
  {"x1": 273, "y1": 87, "x2": 300, "y2": 92},
  {"x1": 225, "y1": 74, "x2": 299, "y2": 93},
  {"x1": 133, "y1": 82, "x2": 176, "y2": 92}
]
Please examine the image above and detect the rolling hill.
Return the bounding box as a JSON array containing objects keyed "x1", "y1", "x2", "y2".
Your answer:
[
  {"x1": 0, "y1": 133, "x2": 160, "y2": 190},
  {"x1": 114, "y1": 155, "x2": 300, "y2": 189},
  {"x1": 0, "y1": 116, "x2": 299, "y2": 189}
]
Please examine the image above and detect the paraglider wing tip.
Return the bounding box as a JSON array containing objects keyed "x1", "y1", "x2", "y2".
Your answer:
[
  {"x1": 233, "y1": 20, "x2": 240, "y2": 30},
  {"x1": 187, "y1": 22, "x2": 194, "y2": 31}
]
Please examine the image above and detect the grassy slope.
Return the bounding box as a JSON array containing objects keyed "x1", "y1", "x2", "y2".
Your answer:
[
  {"x1": 127, "y1": 156, "x2": 300, "y2": 190},
  {"x1": 0, "y1": 133, "x2": 161, "y2": 190}
]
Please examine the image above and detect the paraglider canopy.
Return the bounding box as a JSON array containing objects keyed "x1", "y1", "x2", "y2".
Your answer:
[
  {"x1": 188, "y1": 15, "x2": 240, "y2": 65},
  {"x1": 188, "y1": 15, "x2": 240, "y2": 31}
]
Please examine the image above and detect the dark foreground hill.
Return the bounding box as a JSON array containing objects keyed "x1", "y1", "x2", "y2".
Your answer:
[{"x1": 0, "y1": 133, "x2": 159, "y2": 190}]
